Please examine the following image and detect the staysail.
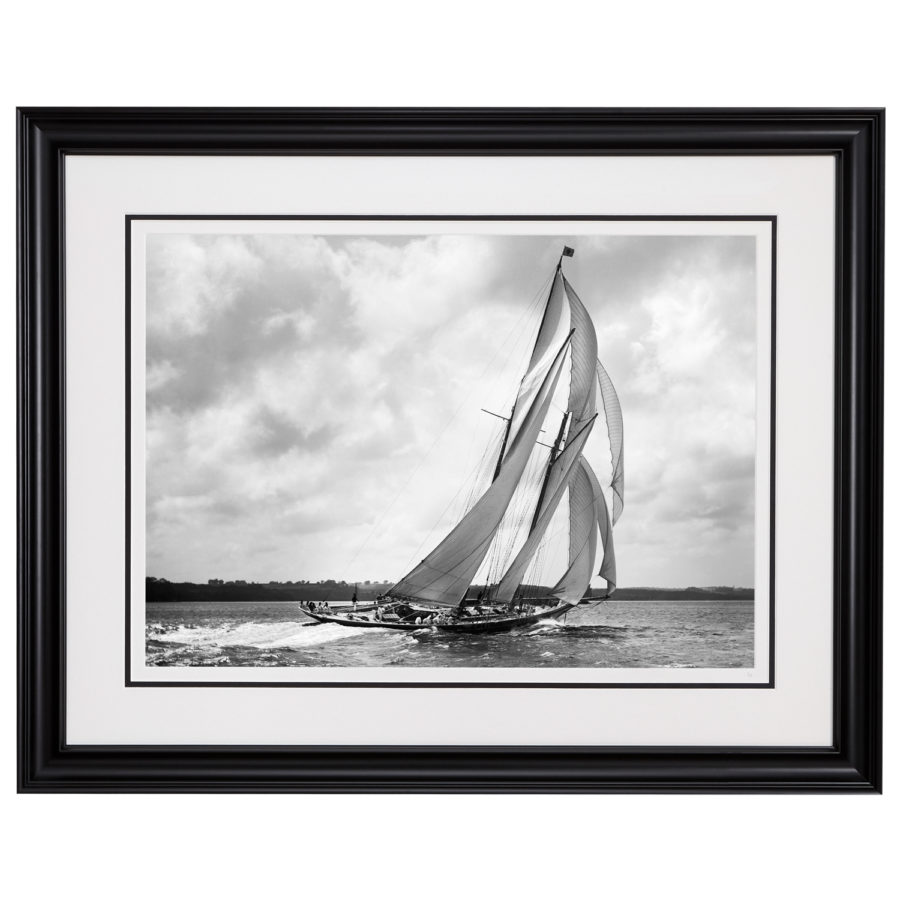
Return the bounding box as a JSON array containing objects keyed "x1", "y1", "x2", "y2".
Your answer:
[
  {"x1": 492, "y1": 416, "x2": 597, "y2": 605},
  {"x1": 550, "y1": 457, "x2": 616, "y2": 603},
  {"x1": 586, "y1": 457, "x2": 617, "y2": 590},
  {"x1": 389, "y1": 333, "x2": 573, "y2": 606},
  {"x1": 550, "y1": 460, "x2": 598, "y2": 603}
]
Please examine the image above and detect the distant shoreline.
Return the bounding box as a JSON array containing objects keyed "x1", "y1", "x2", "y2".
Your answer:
[{"x1": 144, "y1": 580, "x2": 753, "y2": 605}]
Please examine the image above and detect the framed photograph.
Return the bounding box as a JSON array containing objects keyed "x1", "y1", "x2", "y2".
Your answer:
[
  {"x1": 133, "y1": 218, "x2": 771, "y2": 689},
  {"x1": 18, "y1": 108, "x2": 883, "y2": 791}
]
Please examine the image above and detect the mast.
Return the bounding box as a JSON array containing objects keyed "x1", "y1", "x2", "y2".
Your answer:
[
  {"x1": 532, "y1": 262, "x2": 562, "y2": 357},
  {"x1": 490, "y1": 404, "x2": 514, "y2": 482},
  {"x1": 527, "y1": 244, "x2": 579, "y2": 528},
  {"x1": 530, "y1": 411, "x2": 570, "y2": 533}
]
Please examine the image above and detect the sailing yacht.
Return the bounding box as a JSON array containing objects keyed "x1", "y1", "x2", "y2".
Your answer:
[{"x1": 303, "y1": 246, "x2": 624, "y2": 634}]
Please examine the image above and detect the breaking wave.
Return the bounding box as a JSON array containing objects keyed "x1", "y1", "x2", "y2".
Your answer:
[
  {"x1": 525, "y1": 618, "x2": 564, "y2": 633},
  {"x1": 147, "y1": 620, "x2": 356, "y2": 650}
]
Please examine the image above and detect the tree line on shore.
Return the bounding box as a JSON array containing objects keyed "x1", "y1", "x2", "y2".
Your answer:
[{"x1": 145, "y1": 578, "x2": 753, "y2": 605}]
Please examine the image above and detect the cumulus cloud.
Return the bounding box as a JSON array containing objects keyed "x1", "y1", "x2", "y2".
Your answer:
[{"x1": 145, "y1": 233, "x2": 758, "y2": 587}]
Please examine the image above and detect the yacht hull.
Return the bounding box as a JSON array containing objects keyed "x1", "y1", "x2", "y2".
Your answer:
[{"x1": 302, "y1": 601, "x2": 576, "y2": 634}]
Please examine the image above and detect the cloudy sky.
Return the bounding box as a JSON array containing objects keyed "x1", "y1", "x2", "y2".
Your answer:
[{"x1": 145, "y1": 231, "x2": 757, "y2": 588}]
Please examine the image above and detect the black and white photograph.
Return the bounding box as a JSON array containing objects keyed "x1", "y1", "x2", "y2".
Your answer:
[
  {"x1": 9, "y1": 8, "x2": 890, "y2": 897},
  {"x1": 134, "y1": 223, "x2": 771, "y2": 679}
]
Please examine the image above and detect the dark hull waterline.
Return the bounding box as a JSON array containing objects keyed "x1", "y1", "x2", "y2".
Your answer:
[{"x1": 302, "y1": 601, "x2": 578, "y2": 634}]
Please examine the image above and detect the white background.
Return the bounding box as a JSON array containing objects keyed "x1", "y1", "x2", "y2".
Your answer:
[{"x1": 1, "y1": 2, "x2": 894, "y2": 899}]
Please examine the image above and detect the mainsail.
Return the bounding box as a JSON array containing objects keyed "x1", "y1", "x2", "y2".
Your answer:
[{"x1": 389, "y1": 332, "x2": 573, "y2": 606}]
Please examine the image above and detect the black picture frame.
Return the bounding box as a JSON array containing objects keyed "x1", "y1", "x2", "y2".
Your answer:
[{"x1": 17, "y1": 108, "x2": 884, "y2": 793}]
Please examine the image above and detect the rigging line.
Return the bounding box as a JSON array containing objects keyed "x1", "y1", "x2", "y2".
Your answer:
[
  {"x1": 520, "y1": 531, "x2": 548, "y2": 599},
  {"x1": 400, "y1": 439, "x2": 604, "y2": 602},
  {"x1": 449, "y1": 432, "x2": 493, "y2": 528},
  {"x1": 510, "y1": 459, "x2": 607, "y2": 596},
  {"x1": 487, "y1": 469, "x2": 520, "y2": 580},
  {"x1": 462, "y1": 427, "x2": 502, "y2": 516},
  {"x1": 525, "y1": 486, "x2": 604, "y2": 570},
  {"x1": 506, "y1": 449, "x2": 546, "y2": 566},
  {"x1": 536, "y1": 507, "x2": 561, "y2": 589},
  {"x1": 524, "y1": 545, "x2": 545, "y2": 599},
  {"x1": 408, "y1": 441, "x2": 571, "y2": 599},
  {"x1": 400, "y1": 451, "x2": 552, "y2": 593},
  {"x1": 486, "y1": 444, "x2": 540, "y2": 583},
  {"x1": 335, "y1": 272, "x2": 553, "y2": 584},
  {"x1": 487, "y1": 444, "x2": 547, "y2": 588},
  {"x1": 478, "y1": 270, "x2": 556, "y2": 404},
  {"x1": 397, "y1": 434, "x2": 502, "y2": 580},
  {"x1": 408, "y1": 453, "x2": 588, "y2": 604},
  {"x1": 402, "y1": 418, "x2": 525, "y2": 595},
  {"x1": 523, "y1": 490, "x2": 563, "y2": 590},
  {"x1": 398, "y1": 468, "x2": 542, "y2": 599},
  {"x1": 443, "y1": 416, "x2": 502, "y2": 540},
  {"x1": 392, "y1": 525, "x2": 502, "y2": 597}
]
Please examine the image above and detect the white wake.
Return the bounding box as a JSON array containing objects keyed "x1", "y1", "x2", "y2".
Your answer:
[{"x1": 148, "y1": 620, "x2": 357, "y2": 650}]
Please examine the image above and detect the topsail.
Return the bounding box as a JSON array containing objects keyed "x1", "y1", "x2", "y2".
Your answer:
[
  {"x1": 503, "y1": 270, "x2": 571, "y2": 453},
  {"x1": 563, "y1": 276, "x2": 599, "y2": 426}
]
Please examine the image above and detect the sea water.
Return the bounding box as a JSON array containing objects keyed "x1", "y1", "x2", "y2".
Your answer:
[{"x1": 145, "y1": 599, "x2": 754, "y2": 668}]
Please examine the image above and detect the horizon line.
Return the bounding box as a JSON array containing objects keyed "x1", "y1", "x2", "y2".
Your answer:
[{"x1": 145, "y1": 577, "x2": 754, "y2": 591}]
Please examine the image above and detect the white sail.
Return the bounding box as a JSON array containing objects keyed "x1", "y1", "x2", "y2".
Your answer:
[
  {"x1": 563, "y1": 276, "x2": 598, "y2": 425},
  {"x1": 533, "y1": 276, "x2": 600, "y2": 516},
  {"x1": 597, "y1": 359, "x2": 624, "y2": 524},
  {"x1": 551, "y1": 457, "x2": 616, "y2": 603},
  {"x1": 589, "y1": 458, "x2": 617, "y2": 589},
  {"x1": 550, "y1": 460, "x2": 599, "y2": 603},
  {"x1": 492, "y1": 416, "x2": 596, "y2": 604},
  {"x1": 389, "y1": 333, "x2": 572, "y2": 606},
  {"x1": 504, "y1": 271, "x2": 570, "y2": 452}
]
